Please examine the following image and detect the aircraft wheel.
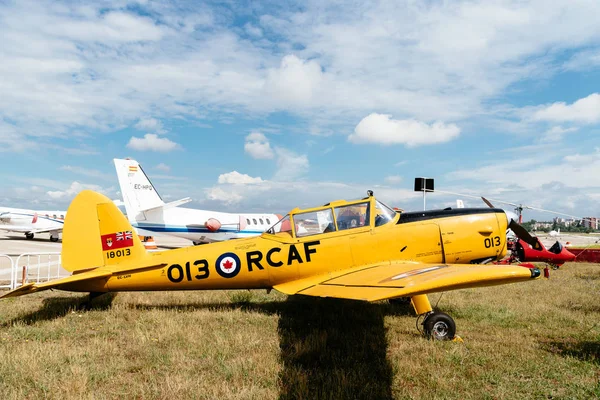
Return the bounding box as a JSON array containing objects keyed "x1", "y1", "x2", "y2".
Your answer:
[
  {"x1": 423, "y1": 312, "x2": 456, "y2": 341},
  {"x1": 25, "y1": 233, "x2": 34, "y2": 240},
  {"x1": 50, "y1": 236, "x2": 59, "y2": 242}
]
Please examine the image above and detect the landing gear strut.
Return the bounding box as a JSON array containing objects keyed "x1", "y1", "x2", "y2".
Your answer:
[{"x1": 25, "y1": 233, "x2": 34, "y2": 240}]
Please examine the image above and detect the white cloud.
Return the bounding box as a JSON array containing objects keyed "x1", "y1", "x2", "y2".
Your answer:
[
  {"x1": 206, "y1": 187, "x2": 243, "y2": 205},
  {"x1": 273, "y1": 148, "x2": 309, "y2": 181},
  {"x1": 217, "y1": 171, "x2": 264, "y2": 185},
  {"x1": 541, "y1": 126, "x2": 579, "y2": 142},
  {"x1": 349, "y1": 113, "x2": 460, "y2": 147},
  {"x1": 155, "y1": 163, "x2": 171, "y2": 172},
  {"x1": 126, "y1": 134, "x2": 180, "y2": 152},
  {"x1": 532, "y1": 93, "x2": 600, "y2": 124},
  {"x1": 384, "y1": 175, "x2": 403, "y2": 185},
  {"x1": 244, "y1": 132, "x2": 274, "y2": 159},
  {"x1": 59, "y1": 165, "x2": 111, "y2": 181},
  {"x1": 135, "y1": 118, "x2": 165, "y2": 134},
  {"x1": 3, "y1": 1, "x2": 600, "y2": 152},
  {"x1": 264, "y1": 55, "x2": 324, "y2": 106},
  {"x1": 46, "y1": 181, "x2": 104, "y2": 200}
]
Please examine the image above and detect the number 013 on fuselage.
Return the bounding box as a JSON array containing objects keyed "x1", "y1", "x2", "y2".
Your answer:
[{"x1": 1, "y1": 190, "x2": 542, "y2": 341}]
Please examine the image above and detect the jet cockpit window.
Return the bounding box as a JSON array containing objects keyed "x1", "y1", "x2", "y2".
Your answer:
[
  {"x1": 293, "y1": 209, "x2": 335, "y2": 237},
  {"x1": 335, "y1": 202, "x2": 369, "y2": 230},
  {"x1": 266, "y1": 215, "x2": 293, "y2": 237},
  {"x1": 374, "y1": 200, "x2": 396, "y2": 227}
]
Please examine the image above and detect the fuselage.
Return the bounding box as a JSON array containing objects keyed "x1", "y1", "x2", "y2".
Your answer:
[
  {"x1": 64, "y1": 203, "x2": 510, "y2": 294},
  {"x1": 0, "y1": 207, "x2": 65, "y2": 235},
  {"x1": 131, "y1": 207, "x2": 281, "y2": 242}
]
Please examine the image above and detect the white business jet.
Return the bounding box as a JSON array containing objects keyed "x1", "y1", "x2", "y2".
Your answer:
[
  {"x1": 114, "y1": 158, "x2": 281, "y2": 244},
  {"x1": 0, "y1": 208, "x2": 65, "y2": 241}
]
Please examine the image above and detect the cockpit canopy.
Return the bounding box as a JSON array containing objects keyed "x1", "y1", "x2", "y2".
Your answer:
[{"x1": 267, "y1": 196, "x2": 397, "y2": 238}]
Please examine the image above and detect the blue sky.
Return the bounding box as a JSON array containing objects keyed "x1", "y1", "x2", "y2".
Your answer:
[{"x1": 1, "y1": 0, "x2": 600, "y2": 220}]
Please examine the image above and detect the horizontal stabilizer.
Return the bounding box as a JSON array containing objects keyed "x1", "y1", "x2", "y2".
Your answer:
[
  {"x1": 0, "y1": 262, "x2": 167, "y2": 299},
  {"x1": 141, "y1": 197, "x2": 192, "y2": 213}
]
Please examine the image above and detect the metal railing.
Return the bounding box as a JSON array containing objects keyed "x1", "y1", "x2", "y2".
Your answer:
[
  {"x1": 12, "y1": 252, "x2": 68, "y2": 289},
  {"x1": 0, "y1": 254, "x2": 14, "y2": 289}
]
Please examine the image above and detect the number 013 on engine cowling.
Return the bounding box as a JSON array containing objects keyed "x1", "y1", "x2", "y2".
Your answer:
[{"x1": 1, "y1": 190, "x2": 542, "y2": 341}]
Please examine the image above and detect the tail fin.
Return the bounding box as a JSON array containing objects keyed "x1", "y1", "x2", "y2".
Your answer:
[
  {"x1": 114, "y1": 158, "x2": 164, "y2": 221},
  {"x1": 62, "y1": 190, "x2": 148, "y2": 272}
]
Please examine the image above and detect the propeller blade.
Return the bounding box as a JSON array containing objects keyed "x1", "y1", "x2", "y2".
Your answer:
[
  {"x1": 481, "y1": 197, "x2": 494, "y2": 208},
  {"x1": 508, "y1": 219, "x2": 541, "y2": 249}
]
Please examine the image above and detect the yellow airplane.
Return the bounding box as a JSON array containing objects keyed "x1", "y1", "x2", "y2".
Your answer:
[{"x1": 1, "y1": 190, "x2": 542, "y2": 341}]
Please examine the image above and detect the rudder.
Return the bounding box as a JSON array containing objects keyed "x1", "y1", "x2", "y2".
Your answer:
[
  {"x1": 62, "y1": 190, "x2": 148, "y2": 272},
  {"x1": 114, "y1": 158, "x2": 164, "y2": 221}
]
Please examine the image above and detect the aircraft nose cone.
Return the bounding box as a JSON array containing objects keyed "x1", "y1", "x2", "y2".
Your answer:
[{"x1": 504, "y1": 210, "x2": 519, "y2": 223}]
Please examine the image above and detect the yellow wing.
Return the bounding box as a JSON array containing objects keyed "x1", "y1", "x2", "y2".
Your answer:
[{"x1": 273, "y1": 262, "x2": 541, "y2": 301}]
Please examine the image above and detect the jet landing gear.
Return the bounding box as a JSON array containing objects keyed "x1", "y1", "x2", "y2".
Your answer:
[
  {"x1": 25, "y1": 233, "x2": 34, "y2": 240},
  {"x1": 410, "y1": 294, "x2": 457, "y2": 341}
]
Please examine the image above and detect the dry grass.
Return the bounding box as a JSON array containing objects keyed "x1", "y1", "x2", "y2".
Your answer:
[{"x1": 1, "y1": 263, "x2": 599, "y2": 399}]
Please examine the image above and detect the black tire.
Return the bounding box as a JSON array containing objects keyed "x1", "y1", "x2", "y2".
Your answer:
[
  {"x1": 25, "y1": 233, "x2": 34, "y2": 240},
  {"x1": 50, "y1": 236, "x2": 59, "y2": 242},
  {"x1": 423, "y1": 312, "x2": 456, "y2": 341}
]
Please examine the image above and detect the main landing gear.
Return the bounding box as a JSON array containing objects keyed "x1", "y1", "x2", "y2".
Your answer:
[
  {"x1": 423, "y1": 312, "x2": 456, "y2": 341},
  {"x1": 50, "y1": 236, "x2": 59, "y2": 242},
  {"x1": 25, "y1": 232, "x2": 34, "y2": 240},
  {"x1": 406, "y1": 294, "x2": 458, "y2": 341}
]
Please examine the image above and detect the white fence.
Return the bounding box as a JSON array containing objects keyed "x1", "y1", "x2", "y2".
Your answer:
[
  {"x1": 0, "y1": 254, "x2": 14, "y2": 289},
  {"x1": 0, "y1": 252, "x2": 69, "y2": 290}
]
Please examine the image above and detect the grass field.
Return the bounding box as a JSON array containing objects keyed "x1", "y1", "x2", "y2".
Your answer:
[{"x1": 1, "y1": 263, "x2": 599, "y2": 399}]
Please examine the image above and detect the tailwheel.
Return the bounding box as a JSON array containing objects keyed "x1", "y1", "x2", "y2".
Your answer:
[{"x1": 423, "y1": 312, "x2": 456, "y2": 341}]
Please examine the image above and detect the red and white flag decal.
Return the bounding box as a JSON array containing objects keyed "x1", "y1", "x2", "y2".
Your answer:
[{"x1": 101, "y1": 231, "x2": 134, "y2": 251}]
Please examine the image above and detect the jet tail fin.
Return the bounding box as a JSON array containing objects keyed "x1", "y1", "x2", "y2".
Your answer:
[{"x1": 114, "y1": 158, "x2": 164, "y2": 221}]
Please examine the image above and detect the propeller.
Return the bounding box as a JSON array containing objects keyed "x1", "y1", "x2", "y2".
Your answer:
[{"x1": 481, "y1": 197, "x2": 541, "y2": 249}]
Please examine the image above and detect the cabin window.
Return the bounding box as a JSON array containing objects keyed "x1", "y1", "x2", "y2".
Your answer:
[
  {"x1": 266, "y1": 215, "x2": 293, "y2": 237},
  {"x1": 253, "y1": 218, "x2": 257, "y2": 225},
  {"x1": 53, "y1": 214, "x2": 57, "y2": 219},
  {"x1": 335, "y1": 202, "x2": 369, "y2": 230},
  {"x1": 293, "y1": 209, "x2": 335, "y2": 237},
  {"x1": 266, "y1": 218, "x2": 271, "y2": 225},
  {"x1": 246, "y1": 218, "x2": 250, "y2": 225},
  {"x1": 259, "y1": 218, "x2": 264, "y2": 225},
  {"x1": 374, "y1": 200, "x2": 396, "y2": 227},
  {"x1": 60, "y1": 215, "x2": 64, "y2": 220}
]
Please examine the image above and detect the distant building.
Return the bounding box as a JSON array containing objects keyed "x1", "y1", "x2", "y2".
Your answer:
[
  {"x1": 583, "y1": 217, "x2": 599, "y2": 230},
  {"x1": 554, "y1": 217, "x2": 575, "y2": 227},
  {"x1": 533, "y1": 222, "x2": 552, "y2": 230}
]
